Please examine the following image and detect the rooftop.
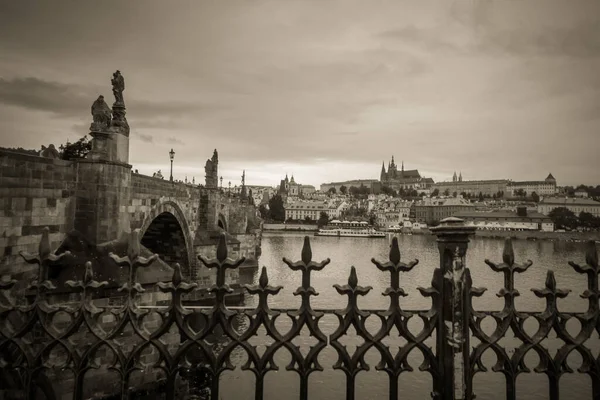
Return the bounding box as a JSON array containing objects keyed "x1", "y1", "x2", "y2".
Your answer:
[
  {"x1": 539, "y1": 197, "x2": 600, "y2": 206},
  {"x1": 454, "y1": 210, "x2": 552, "y2": 221}
]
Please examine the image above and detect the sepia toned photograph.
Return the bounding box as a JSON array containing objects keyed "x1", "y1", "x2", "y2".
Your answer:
[{"x1": 0, "y1": 1, "x2": 599, "y2": 399}]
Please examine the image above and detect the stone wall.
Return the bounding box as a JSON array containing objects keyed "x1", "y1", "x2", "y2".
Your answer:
[{"x1": 0, "y1": 150, "x2": 76, "y2": 279}]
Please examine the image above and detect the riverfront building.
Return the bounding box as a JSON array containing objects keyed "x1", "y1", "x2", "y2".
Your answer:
[
  {"x1": 538, "y1": 197, "x2": 600, "y2": 217},
  {"x1": 507, "y1": 174, "x2": 557, "y2": 196},
  {"x1": 411, "y1": 197, "x2": 474, "y2": 225},
  {"x1": 284, "y1": 200, "x2": 328, "y2": 221},
  {"x1": 433, "y1": 176, "x2": 509, "y2": 197}
]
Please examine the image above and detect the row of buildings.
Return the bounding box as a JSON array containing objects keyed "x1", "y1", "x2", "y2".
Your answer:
[{"x1": 319, "y1": 157, "x2": 560, "y2": 199}]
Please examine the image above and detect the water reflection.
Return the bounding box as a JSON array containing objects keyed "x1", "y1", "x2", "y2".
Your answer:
[{"x1": 218, "y1": 233, "x2": 599, "y2": 400}]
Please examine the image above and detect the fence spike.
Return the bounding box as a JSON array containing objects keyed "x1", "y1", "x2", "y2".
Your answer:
[
  {"x1": 39, "y1": 227, "x2": 51, "y2": 260},
  {"x1": 301, "y1": 236, "x2": 312, "y2": 265},
  {"x1": 217, "y1": 232, "x2": 228, "y2": 262},
  {"x1": 389, "y1": 237, "x2": 401, "y2": 265},
  {"x1": 172, "y1": 263, "x2": 183, "y2": 286},
  {"x1": 502, "y1": 238, "x2": 514, "y2": 267},
  {"x1": 83, "y1": 261, "x2": 94, "y2": 285},
  {"x1": 348, "y1": 266, "x2": 358, "y2": 288},
  {"x1": 259, "y1": 266, "x2": 269, "y2": 288},
  {"x1": 585, "y1": 240, "x2": 598, "y2": 269}
]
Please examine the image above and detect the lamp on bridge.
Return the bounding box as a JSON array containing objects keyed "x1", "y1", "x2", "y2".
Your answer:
[{"x1": 169, "y1": 148, "x2": 175, "y2": 182}]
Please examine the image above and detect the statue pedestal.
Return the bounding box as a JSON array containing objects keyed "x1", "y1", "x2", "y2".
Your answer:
[
  {"x1": 87, "y1": 130, "x2": 110, "y2": 161},
  {"x1": 111, "y1": 103, "x2": 129, "y2": 137}
]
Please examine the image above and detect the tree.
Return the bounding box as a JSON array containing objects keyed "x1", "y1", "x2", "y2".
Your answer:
[
  {"x1": 478, "y1": 192, "x2": 484, "y2": 202},
  {"x1": 431, "y1": 188, "x2": 440, "y2": 197},
  {"x1": 578, "y1": 211, "x2": 600, "y2": 230},
  {"x1": 317, "y1": 212, "x2": 329, "y2": 227},
  {"x1": 59, "y1": 136, "x2": 92, "y2": 160},
  {"x1": 304, "y1": 215, "x2": 314, "y2": 223},
  {"x1": 531, "y1": 191, "x2": 540, "y2": 203},
  {"x1": 452, "y1": 191, "x2": 457, "y2": 198},
  {"x1": 267, "y1": 194, "x2": 285, "y2": 222},
  {"x1": 443, "y1": 189, "x2": 450, "y2": 197},
  {"x1": 327, "y1": 187, "x2": 336, "y2": 195},
  {"x1": 548, "y1": 207, "x2": 578, "y2": 230},
  {"x1": 381, "y1": 186, "x2": 396, "y2": 197},
  {"x1": 340, "y1": 185, "x2": 348, "y2": 195}
]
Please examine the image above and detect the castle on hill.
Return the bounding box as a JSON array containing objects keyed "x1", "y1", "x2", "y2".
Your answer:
[{"x1": 379, "y1": 156, "x2": 434, "y2": 191}]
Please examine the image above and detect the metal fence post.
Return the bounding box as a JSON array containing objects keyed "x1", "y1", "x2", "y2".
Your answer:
[{"x1": 431, "y1": 217, "x2": 476, "y2": 400}]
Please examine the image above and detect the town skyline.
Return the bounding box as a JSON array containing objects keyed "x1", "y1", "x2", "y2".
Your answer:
[{"x1": 1, "y1": 1, "x2": 599, "y2": 188}]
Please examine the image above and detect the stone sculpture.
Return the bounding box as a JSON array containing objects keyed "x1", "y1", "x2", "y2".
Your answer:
[
  {"x1": 39, "y1": 144, "x2": 60, "y2": 159},
  {"x1": 90, "y1": 95, "x2": 112, "y2": 131},
  {"x1": 111, "y1": 70, "x2": 125, "y2": 105},
  {"x1": 204, "y1": 149, "x2": 219, "y2": 188}
]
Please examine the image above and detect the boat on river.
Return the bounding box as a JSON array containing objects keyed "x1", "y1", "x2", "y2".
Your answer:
[{"x1": 315, "y1": 220, "x2": 386, "y2": 238}]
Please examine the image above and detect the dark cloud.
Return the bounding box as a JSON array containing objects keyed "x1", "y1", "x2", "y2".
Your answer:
[
  {"x1": 167, "y1": 137, "x2": 185, "y2": 146},
  {"x1": 0, "y1": 77, "x2": 94, "y2": 116},
  {"x1": 135, "y1": 132, "x2": 154, "y2": 143},
  {"x1": 377, "y1": 26, "x2": 463, "y2": 53},
  {"x1": 0, "y1": 76, "x2": 228, "y2": 122},
  {"x1": 481, "y1": 22, "x2": 600, "y2": 58},
  {"x1": 0, "y1": 1, "x2": 598, "y2": 186}
]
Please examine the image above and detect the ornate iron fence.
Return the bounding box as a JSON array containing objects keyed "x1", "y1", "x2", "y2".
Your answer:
[{"x1": 0, "y1": 218, "x2": 599, "y2": 399}]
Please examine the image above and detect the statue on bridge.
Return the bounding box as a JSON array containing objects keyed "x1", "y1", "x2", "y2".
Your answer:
[
  {"x1": 90, "y1": 95, "x2": 112, "y2": 131},
  {"x1": 39, "y1": 144, "x2": 60, "y2": 159},
  {"x1": 205, "y1": 149, "x2": 219, "y2": 188},
  {"x1": 111, "y1": 70, "x2": 125, "y2": 105}
]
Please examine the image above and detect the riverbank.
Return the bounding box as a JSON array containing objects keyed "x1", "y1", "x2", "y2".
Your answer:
[
  {"x1": 407, "y1": 228, "x2": 600, "y2": 242},
  {"x1": 263, "y1": 223, "x2": 318, "y2": 232},
  {"x1": 262, "y1": 225, "x2": 600, "y2": 242},
  {"x1": 472, "y1": 229, "x2": 600, "y2": 242}
]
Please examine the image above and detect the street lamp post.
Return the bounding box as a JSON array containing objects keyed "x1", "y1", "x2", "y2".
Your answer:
[{"x1": 169, "y1": 148, "x2": 175, "y2": 182}]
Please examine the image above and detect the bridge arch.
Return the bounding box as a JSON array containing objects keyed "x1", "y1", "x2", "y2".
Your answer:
[{"x1": 139, "y1": 200, "x2": 194, "y2": 277}]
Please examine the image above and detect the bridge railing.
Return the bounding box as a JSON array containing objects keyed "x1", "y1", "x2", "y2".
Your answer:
[{"x1": 0, "y1": 218, "x2": 598, "y2": 400}]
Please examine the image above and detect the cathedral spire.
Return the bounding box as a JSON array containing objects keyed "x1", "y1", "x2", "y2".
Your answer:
[{"x1": 241, "y1": 170, "x2": 247, "y2": 200}]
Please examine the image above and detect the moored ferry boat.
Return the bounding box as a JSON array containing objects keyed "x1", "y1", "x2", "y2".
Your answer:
[{"x1": 315, "y1": 220, "x2": 386, "y2": 238}]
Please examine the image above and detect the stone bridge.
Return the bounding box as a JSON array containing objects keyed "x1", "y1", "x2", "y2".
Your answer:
[{"x1": 0, "y1": 74, "x2": 260, "y2": 290}]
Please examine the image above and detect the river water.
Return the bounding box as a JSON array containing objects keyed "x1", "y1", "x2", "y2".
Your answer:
[{"x1": 216, "y1": 232, "x2": 599, "y2": 399}]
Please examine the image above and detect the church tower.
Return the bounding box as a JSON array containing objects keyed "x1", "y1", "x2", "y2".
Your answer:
[
  {"x1": 380, "y1": 161, "x2": 386, "y2": 182},
  {"x1": 459, "y1": 172, "x2": 462, "y2": 182},
  {"x1": 453, "y1": 171, "x2": 457, "y2": 182}
]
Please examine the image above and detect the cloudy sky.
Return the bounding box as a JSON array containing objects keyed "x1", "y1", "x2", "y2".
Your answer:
[{"x1": 0, "y1": 0, "x2": 599, "y2": 187}]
